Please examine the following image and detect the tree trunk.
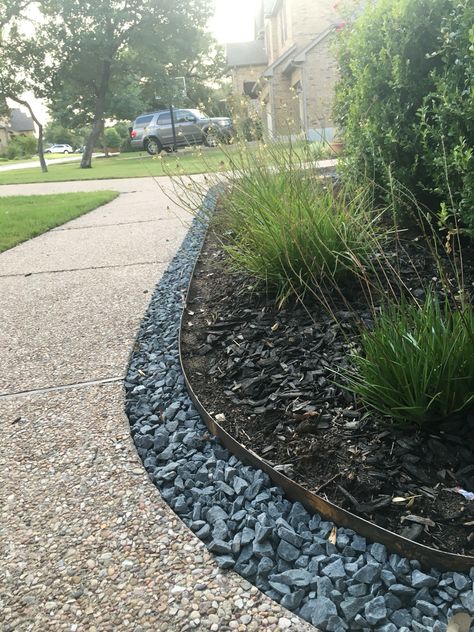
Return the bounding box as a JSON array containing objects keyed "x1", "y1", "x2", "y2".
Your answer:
[
  {"x1": 101, "y1": 135, "x2": 109, "y2": 158},
  {"x1": 36, "y1": 122, "x2": 47, "y2": 173},
  {"x1": 81, "y1": 61, "x2": 111, "y2": 169},
  {"x1": 9, "y1": 95, "x2": 47, "y2": 172}
]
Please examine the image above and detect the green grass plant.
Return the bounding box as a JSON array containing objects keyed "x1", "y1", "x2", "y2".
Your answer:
[
  {"x1": 344, "y1": 291, "x2": 474, "y2": 426},
  {"x1": 0, "y1": 190, "x2": 118, "y2": 252},
  {"x1": 221, "y1": 158, "x2": 375, "y2": 304}
]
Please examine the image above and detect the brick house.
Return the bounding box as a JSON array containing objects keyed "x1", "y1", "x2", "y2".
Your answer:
[
  {"x1": 226, "y1": 0, "x2": 346, "y2": 141},
  {"x1": 0, "y1": 108, "x2": 35, "y2": 153}
]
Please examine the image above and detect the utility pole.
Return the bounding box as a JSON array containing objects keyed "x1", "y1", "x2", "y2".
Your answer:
[
  {"x1": 169, "y1": 104, "x2": 177, "y2": 152},
  {"x1": 157, "y1": 77, "x2": 186, "y2": 153}
]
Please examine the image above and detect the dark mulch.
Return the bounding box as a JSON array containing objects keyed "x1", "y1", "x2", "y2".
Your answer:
[{"x1": 180, "y1": 219, "x2": 474, "y2": 556}]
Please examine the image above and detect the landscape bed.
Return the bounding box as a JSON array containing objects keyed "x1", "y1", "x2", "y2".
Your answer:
[
  {"x1": 180, "y1": 212, "x2": 474, "y2": 560},
  {"x1": 126, "y1": 194, "x2": 474, "y2": 631}
]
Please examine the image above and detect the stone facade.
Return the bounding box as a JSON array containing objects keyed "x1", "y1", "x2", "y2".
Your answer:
[
  {"x1": 0, "y1": 127, "x2": 9, "y2": 152},
  {"x1": 226, "y1": 0, "x2": 346, "y2": 140},
  {"x1": 299, "y1": 35, "x2": 340, "y2": 141},
  {"x1": 230, "y1": 65, "x2": 267, "y2": 98}
]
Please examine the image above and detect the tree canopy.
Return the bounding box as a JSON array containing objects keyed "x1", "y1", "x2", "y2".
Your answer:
[
  {"x1": 1, "y1": 0, "x2": 224, "y2": 168},
  {"x1": 39, "y1": 0, "x2": 222, "y2": 167},
  {"x1": 0, "y1": 1, "x2": 52, "y2": 170}
]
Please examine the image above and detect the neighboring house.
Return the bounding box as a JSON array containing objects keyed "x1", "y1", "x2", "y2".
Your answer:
[
  {"x1": 0, "y1": 124, "x2": 12, "y2": 153},
  {"x1": 10, "y1": 108, "x2": 35, "y2": 136},
  {"x1": 226, "y1": 40, "x2": 268, "y2": 105},
  {"x1": 0, "y1": 108, "x2": 35, "y2": 153},
  {"x1": 226, "y1": 0, "x2": 347, "y2": 141}
]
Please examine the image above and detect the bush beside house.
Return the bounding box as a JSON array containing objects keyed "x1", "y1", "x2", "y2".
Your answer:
[{"x1": 335, "y1": 0, "x2": 474, "y2": 232}]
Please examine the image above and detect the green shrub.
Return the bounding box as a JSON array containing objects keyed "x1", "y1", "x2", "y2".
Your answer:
[
  {"x1": 120, "y1": 136, "x2": 133, "y2": 152},
  {"x1": 344, "y1": 292, "x2": 474, "y2": 426},
  {"x1": 103, "y1": 127, "x2": 121, "y2": 149},
  {"x1": 241, "y1": 116, "x2": 263, "y2": 142},
  {"x1": 6, "y1": 135, "x2": 37, "y2": 159},
  {"x1": 335, "y1": 0, "x2": 474, "y2": 231},
  {"x1": 418, "y1": 0, "x2": 474, "y2": 233},
  {"x1": 222, "y1": 158, "x2": 376, "y2": 303}
]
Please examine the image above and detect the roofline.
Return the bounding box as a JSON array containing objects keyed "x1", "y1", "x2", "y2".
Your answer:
[
  {"x1": 292, "y1": 26, "x2": 336, "y2": 64},
  {"x1": 263, "y1": 43, "x2": 297, "y2": 78},
  {"x1": 226, "y1": 61, "x2": 268, "y2": 70}
]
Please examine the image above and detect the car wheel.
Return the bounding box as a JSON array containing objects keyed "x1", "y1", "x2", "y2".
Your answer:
[
  {"x1": 145, "y1": 138, "x2": 162, "y2": 156},
  {"x1": 204, "y1": 128, "x2": 219, "y2": 147},
  {"x1": 64, "y1": 150, "x2": 69, "y2": 154}
]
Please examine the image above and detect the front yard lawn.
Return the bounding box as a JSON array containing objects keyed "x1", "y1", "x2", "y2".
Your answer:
[
  {"x1": 0, "y1": 142, "x2": 333, "y2": 185},
  {"x1": 0, "y1": 148, "x2": 238, "y2": 185},
  {"x1": 0, "y1": 190, "x2": 119, "y2": 253}
]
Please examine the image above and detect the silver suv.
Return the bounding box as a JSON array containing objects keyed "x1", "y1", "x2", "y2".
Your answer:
[{"x1": 130, "y1": 109, "x2": 234, "y2": 155}]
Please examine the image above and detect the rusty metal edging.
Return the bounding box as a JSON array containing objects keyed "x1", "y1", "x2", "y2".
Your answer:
[{"x1": 178, "y1": 200, "x2": 474, "y2": 574}]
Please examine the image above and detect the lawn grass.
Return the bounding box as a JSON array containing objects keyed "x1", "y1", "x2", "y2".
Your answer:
[
  {"x1": 0, "y1": 190, "x2": 119, "y2": 253},
  {"x1": 0, "y1": 142, "x2": 333, "y2": 185},
  {"x1": 0, "y1": 147, "x2": 239, "y2": 185}
]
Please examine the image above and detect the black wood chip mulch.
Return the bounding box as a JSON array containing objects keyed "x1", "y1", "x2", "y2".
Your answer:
[{"x1": 181, "y1": 223, "x2": 474, "y2": 555}]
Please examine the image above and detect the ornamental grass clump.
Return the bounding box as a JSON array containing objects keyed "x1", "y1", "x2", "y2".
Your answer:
[
  {"x1": 222, "y1": 167, "x2": 375, "y2": 304},
  {"x1": 345, "y1": 291, "x2": 474, "y2": 426}
]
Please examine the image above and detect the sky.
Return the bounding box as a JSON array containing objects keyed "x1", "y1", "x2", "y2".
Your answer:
[{"x1": 209, "y1": 0, "x2": 258, "y2": 43}]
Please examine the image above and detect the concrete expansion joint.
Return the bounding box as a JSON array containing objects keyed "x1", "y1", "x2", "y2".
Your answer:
[
  {"x1": 53, "y1": 217, "x2": 177, "y2": 232},
  {"x1": 0, "y1": 375, "x2": 124, "y2": 400},
  {"x1": 0, "y1": 259, "x2": 168, "y2": 279}
]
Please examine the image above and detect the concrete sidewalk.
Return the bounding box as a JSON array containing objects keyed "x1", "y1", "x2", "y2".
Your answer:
[
  {"x1": 0, "y1": 177, "x2": 311, "y2": 631},
  {"x1": 0, "y1": 153, "x2": 114, "y2": 172}
]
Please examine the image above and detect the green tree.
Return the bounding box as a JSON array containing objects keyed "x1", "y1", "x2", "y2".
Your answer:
[
  {"x1": 44, "y1": 122, "x2": 82, "y2": 147},
  {"x1": 0, "y1": 0, "x2": 31, "y2": 28},
  {"x1": 40, "y1": 0, "x2": 217, "y2": 169},
  {"x1": 0, "y1": 1, "x2": 51, "y2": 171}
]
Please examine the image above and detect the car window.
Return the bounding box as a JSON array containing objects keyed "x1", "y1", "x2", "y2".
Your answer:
[
  {"x1": 134, "y1": 115, "x2": 154, "y2": 127},
  {"x1": 176, "y1": 110, "x2": 196, "y2": 123},
  {"x1": 157, "y1": 113, "x2": 172, "y2": 124}
]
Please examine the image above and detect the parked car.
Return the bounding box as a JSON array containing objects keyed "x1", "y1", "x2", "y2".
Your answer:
[
  {"x1": 129, "y1": 109, "x2": 234, "y2": 155},
  {"x1": 44, "y1": 143, "x2": 74, "y2": 154}
]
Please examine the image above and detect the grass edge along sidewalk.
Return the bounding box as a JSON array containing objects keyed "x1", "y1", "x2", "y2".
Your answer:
[{"x1": 0, "y1": 190, "x2": 119, "y2": 253}]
